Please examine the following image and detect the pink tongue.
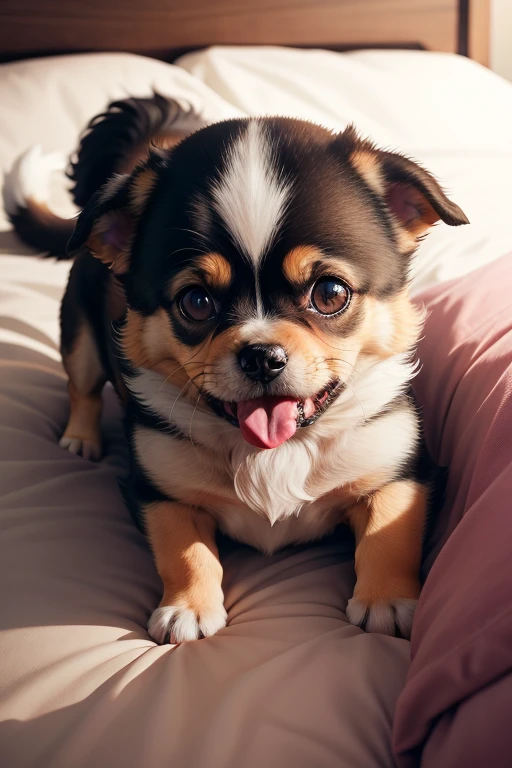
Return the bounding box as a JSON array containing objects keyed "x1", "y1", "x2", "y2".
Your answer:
[{"x1": 237, "y1": 397, "x2": 298, "y2": 449}]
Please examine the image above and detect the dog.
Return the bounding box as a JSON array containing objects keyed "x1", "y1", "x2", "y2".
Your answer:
[{"x1": 4, "y1": 95, "x2": 468, "y2": 643}]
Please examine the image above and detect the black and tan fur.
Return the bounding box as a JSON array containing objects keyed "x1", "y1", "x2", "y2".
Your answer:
[{"x1": 6, "y1": 98, "x2": 468, "y2": 643}]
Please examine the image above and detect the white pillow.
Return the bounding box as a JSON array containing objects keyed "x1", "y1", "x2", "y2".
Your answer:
[{"x1": 0, "y1": 52, "x2": 241, "y2": 225}]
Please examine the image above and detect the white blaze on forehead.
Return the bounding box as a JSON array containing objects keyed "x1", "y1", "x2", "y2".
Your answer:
[{"x1": 211, "y1": 120, "x2": 291, "y2": 268}]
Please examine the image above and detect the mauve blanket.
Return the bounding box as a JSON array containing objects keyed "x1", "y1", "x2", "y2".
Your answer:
[{"x1": 394, "y1": 253, "x2": 512, "y2": 767}]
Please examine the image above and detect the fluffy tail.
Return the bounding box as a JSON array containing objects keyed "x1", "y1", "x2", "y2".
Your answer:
[
  {"x1": 3, "y1": 93, "x2": 203, "y2": 259},
  {"x1": 3, "y1": 146, "x2": 72, "y2": 257}
]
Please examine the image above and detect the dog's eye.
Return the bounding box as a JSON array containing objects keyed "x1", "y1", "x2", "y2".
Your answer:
[
  {"x1": 311, "y1": 277, "x2": 351, "y2": 315},
  {"x1": 179, "y1": 286, "x2": 217, "y2": 322}
]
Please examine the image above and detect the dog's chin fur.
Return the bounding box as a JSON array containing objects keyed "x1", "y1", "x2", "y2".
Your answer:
[{"x1": 125, "y1": 350, "x2": 419, "y2": 540}]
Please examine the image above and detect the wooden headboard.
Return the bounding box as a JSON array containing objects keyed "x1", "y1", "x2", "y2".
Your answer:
[{"x1": 0, "y1": 0, "x2": 490, "y2": 66}]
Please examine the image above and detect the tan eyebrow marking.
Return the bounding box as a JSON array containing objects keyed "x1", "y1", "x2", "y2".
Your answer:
[
  {"x1": 168, "y1": 252, "x2": 233, "y2": 298},
  {"x1": 282, "y1": 246, "x2": 322, "y2": 285},
  {"x1": 283, "y1": 246, "x2": 360, "y2": 289},
  {"x1": 197, "y1": 252, "x2": 233, "y2": 289}
]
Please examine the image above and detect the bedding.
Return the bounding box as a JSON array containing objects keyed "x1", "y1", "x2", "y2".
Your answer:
[
  {"x1": 1, "y1": 48, "x2": 512, "y2": 767},
  {"x1": 394, "y1": 254, "x2": 512, "y2": 767}
]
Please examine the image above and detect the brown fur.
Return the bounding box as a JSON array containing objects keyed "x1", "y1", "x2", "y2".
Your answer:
[
  {"x1": 168, "y1": 252, "x2": 233, "y2": 297},
  {"x1": 49, "y1": 115, "x2": 469, "y2": 642},
  {"x1": 120, "y1": 310, "x2": 151, "y2": 369},
  {"x1": 87, "y1": 212, "x2": 132, "y2": 274},
  {"x1": 128, "y1": 167, "x2": 159, "y2": 214},
  {"x1": 394, "y1": 182, "x2": 441, "y2": 236},
  {"x1": 119, "y1": 131, "x2": 185, "y2": 179},
  {"x1": 133, "y1": 427, "x2": 237, "y2": 509},
  {"x1": 62, "y1": 381, "x2": 103, "y2": 449},
  {"x1": 121, "y1": 308, "x2": 207, "y2": 390},
  {"x1": 362, "y1": 291, "x2": 424, "y2": 358},
  {"x1": 121, "y1": 277, "x2": 421, "y2": 411},
  {"x1": 345, "y1": 480, "x2": 426, "y2": 604},
  {"x1": 320, "y1": 471, "x2": 395, "y2": 508},
  {"x1": 282, "y1": 245, "x2": 322, "y2": 285},
  {"x1": 60, "y1": 322, "x2": 105, "y2": 452},
  {"x1": 210, "y1": 317, "x2": 363, "y2": 401},
  {"x1": 388, "y1": 184, "x2": 442, "y2": 254},
  {"x1": 388, "y1": 291, "x2": 425, "y2": 356},
  {"x1": 144, "y1": 500, "x2": 223, "y2": 618},
  {"x1": 348, "y1": 142, "x2": 460, "y2": 255},
  {"x1": 106, "y1": 274, "x2": 128, "y2": 323},
  {"x1": 282, "y1": 247, "x2": 361, "y2": 291},
  {"x1": 350, "y1": 150, "x2": 386, "y2": 197}
]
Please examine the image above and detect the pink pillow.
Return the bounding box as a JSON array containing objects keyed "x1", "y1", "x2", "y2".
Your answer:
[{"x1": 393, "y1": 253, "x2": 512, "y2": 766}]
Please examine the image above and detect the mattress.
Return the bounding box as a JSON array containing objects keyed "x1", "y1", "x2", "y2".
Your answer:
[{"x1": 1, "y1": 47, "x2": 512, "y2": 768}]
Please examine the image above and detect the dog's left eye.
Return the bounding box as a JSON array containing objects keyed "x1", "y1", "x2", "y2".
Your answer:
[
  {"x1": 179, "y1": 286, "x2": 217, "y2": 322},
  {"x1": 311, "y1": 277, "x2": 351, "y2": 315}
]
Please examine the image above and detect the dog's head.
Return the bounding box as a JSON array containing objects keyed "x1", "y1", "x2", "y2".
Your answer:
[{"x1": 69, "y1": 118, "x2": 467, "y2": 449}]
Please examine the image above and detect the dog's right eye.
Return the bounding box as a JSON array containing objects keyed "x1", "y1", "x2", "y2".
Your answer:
[
  {"x1": 179, "y1": 286, "x2": 217, "y2": 322},
  {"x1": 310, "y1": 277, "x2": 351, "y2": 316}
]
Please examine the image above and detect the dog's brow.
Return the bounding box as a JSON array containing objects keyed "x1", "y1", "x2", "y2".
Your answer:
[
  {"x1": 282, "y1": 246, "x2": 323, "y2": 285},
  {"x1": 196, "y1": 252, "x2": 232, "y2": 289},
  {"x1": 168, "y1": 253, "x2": 232, "y2": 298},
  {"x1": 282, "y1": 247, "x2": 361, "y2": 290}
]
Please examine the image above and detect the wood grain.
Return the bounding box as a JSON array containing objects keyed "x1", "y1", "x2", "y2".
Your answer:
[
  {"x1": 467, "y1": 0, "x2": 491, "y2": 66},
  {"x1": 0, "y1": 0, "x2": 464, "y2": 60}
]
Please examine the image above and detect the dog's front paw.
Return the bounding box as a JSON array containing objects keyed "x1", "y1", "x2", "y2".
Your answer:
[
  {"x1": 59, "y1": 434, "x2": 101, "y2": 461},
  {"x1": 346, "y1": 596, "x2": 418, "y2": 639},
  {"x1": 148, "y1": 597, "x2": 227, "y2": 644}
]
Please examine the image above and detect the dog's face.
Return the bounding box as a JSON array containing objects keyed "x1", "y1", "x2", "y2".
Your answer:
[{"x1": 70, "y1": 118, "x2": 467, "y2": 449}]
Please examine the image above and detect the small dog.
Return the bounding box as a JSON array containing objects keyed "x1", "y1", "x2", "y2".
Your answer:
[{"x1": 5, "y1": 95, "x2": 468, "y2": 643}]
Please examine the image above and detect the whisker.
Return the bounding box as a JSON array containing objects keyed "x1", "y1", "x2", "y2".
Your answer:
[
  {"x1": 151, "y1": 340, "x2": 212, "y2": 403},
  {"x1": 343, "y1": 384, "x2": 367, "y2": 422},
  {"x1": 188, "y1": 392, "x2": 203, "y2": 455},
  {"x1": 306, "y1": 324, "x2": 358, "y2": 354},
  {"x1": 302, "y1": 358, "x2": 359, "y2": 381},
  {"x1": 168, "y1": 372, "x2": 206, "y2": 424},
  {"x1": 167, "y1": 336, "x2": 215, "y2": 424},
  {"x1": 313, "y1": 356, "x2": 360, "y2": 374},
  {"x1": 167, "y1": 246, "x2": 211, "y2": 260},
  {"x1": 166, "y1": 226, "x2": 210, "y2": 242}
]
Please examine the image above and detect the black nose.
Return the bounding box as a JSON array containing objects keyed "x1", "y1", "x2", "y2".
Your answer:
[{"x1": 238, "y1": 344, "x2": 288, "y2": 382}]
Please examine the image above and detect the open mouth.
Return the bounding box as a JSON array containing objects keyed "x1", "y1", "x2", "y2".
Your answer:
[{"x1": 205, "y1": 378, "x2": 343, "y2": 450}]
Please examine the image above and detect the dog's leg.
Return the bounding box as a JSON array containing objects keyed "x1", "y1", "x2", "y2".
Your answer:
[
  {"x1": 60, "y1": 319, "x2": 105, "y2": 461},
  {"x1": 345, "y1": 480, "x2": 426, "y2": 639},
  {"x1": 58, "y1": 251, "x2": 114, "y2": 461},
  {"x1": 144, "y1": 501, "x2": 227, "y2": 644}
]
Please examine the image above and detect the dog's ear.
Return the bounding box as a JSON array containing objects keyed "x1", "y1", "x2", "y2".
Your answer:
[
  {"x1": 67, "y1": 162, "x2": 160, "y2": 274},
  {"x1": 335, "y1": 126, "x2": 469, "y2": 251},
  {"x1": 67, "y1": 174, "x2": 134, "y2": 274}
]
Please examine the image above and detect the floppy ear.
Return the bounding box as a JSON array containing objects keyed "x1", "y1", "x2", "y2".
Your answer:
[
  {"x1": 67, "y1": 174, "x2": 134, "y2": 274},
  {"x1": 336, "y1": 126, "x2": 469, "y2": 251},
  {"x1": 67, "y1": 161, "x2": 160, "y2": 274}
]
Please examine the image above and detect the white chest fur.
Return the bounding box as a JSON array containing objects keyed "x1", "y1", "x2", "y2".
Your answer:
[{"x1": 126, "y1": 355, "x2": 418, "y2": 553}]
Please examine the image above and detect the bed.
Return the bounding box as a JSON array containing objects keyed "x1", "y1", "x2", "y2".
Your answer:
[{"x1": 1, "y1": 2, "x2": 512, "y2": 767}]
